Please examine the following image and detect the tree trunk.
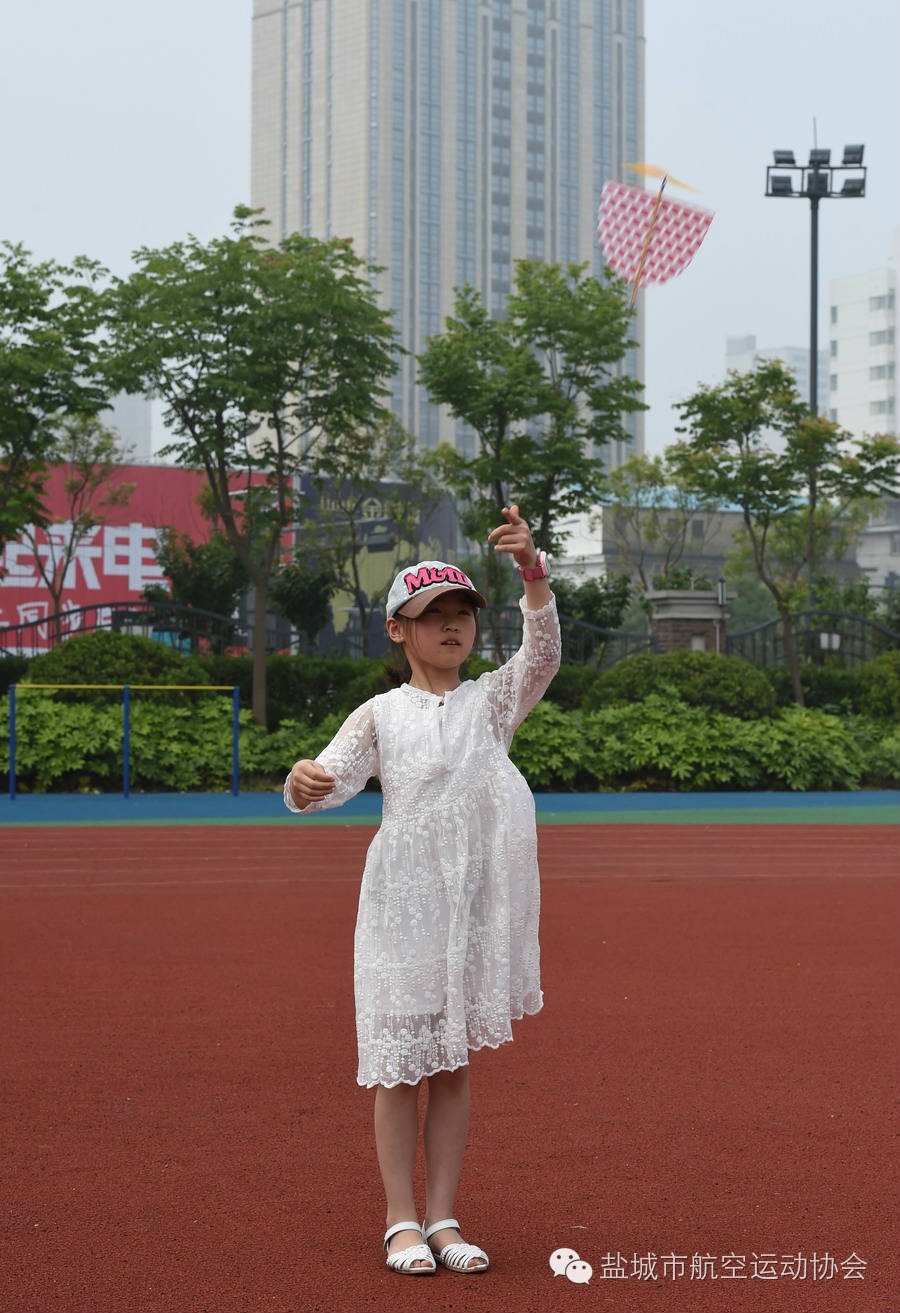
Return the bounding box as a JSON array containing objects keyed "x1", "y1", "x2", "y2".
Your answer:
[
  {"x1": 251, "y1": 575, "x2": 269, "y2": 728},
  {"x1": 778, "y1": 604, "x2": 805, "y2": 706}
]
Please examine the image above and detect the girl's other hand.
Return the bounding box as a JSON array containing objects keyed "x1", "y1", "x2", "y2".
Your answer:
[
  {"x1": 289, "y1": 758, "x2": 335, "y2": 807},
  {"x1": 487, "y1": 503, "x2": 539, "y2": 569}
]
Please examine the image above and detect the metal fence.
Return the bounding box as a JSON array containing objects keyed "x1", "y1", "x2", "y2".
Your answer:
[
  {"x1": 727, "y1": 609, "x2": 900, "y2": 668},
  {"x1": 0, "y1": 601, "x2": 244, "y2": 658},
  {"x1": 1, "y1": 599, "x2": 660, "y2": 668},
  {"x1": 476, "y1": 606, "x2": 658, "y2": 667}
]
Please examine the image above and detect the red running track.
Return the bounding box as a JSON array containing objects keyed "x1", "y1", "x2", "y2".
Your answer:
[{"x1": 1, "y1": 825, "x2": 898, "y2": 1313}]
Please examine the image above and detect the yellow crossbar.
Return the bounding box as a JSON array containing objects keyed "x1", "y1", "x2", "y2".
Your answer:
[{"x1": 19, "y1": 684, "x2": 235, "y2": 691}]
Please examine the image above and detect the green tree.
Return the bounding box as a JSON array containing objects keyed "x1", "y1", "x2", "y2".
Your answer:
[
  {"x1": 269, "y1": 557, "x2": 335, "y2": 647},
  {"x1": 669, "y1": 360, "x2": 900, "y2": 704},
  {"x1": 0, "y1": 242, "x2": 111, "y2": 556},
  {"x1": 418, "y1": 260, "x2": 643, "y2": 572},
  {"x1": 151, "y1": 529, "x2": 249, "y2": 620},
  {"x1": 20, "y1": 415, "x2": 134, "y2": 639},
  {"x1": 110, "y1": 207, "x2": 398, "y2": 725},
  {"x1": 418, "y1": 285, "x2": 546, "y2": 610},
  {"x1": 551, "y1": 572, "x2": 632, "y2": 663},
  {"x1": 506, "y1": 260, "x2": 644, "y2": 548},
  {"x1": 603, "y1": 451, "x2": 723, "y2": 595},
  {"x1": 301, "y1": 418, "x2": 445, "y2": 653}
]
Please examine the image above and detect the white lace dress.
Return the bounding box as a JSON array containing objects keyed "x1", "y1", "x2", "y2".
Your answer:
[{"x1": 284, "y1": 595, "x2": 561, "y2": 1088}]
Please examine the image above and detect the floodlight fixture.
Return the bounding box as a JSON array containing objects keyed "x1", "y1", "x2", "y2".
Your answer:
[
  {"x1": 841, "y1": 176, "x2": 865, "y2": 197},
  {"x1": 773, "y1": 149, "x2": 796, "y2": 166},
  {"x1": 808, "y1": 148, "x2": 831, "y2": 167},
  {"x1": 842, "y1": 144, "x2": 865, "y2": 166},
  {"x1": 770, "y1": 175, "x2": 794, "y2": 196}
]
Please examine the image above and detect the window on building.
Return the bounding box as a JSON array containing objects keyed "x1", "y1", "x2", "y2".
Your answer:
[
  {"x1": 691, "y1": 518, "x2": 705, "y2": 540},
  {"x1": 869, "y1": 290, "x2": 896, "y2": 312},
  {"x1": 830, "y1": 340, "x2": 838, "y2": 357},
  {"x1": 870, "y1": 328, "x2": 895, "y2": 346},
  {"x1": 869, "y1": 398, "x2": 896, "y2": 415},
  {"x1": 828, "y1": 409, "x2": 838, "y2": 422},
  {"x1": 830, "y1": 305, "x2": 838, "y2": 323},
  {"x1": 829, "y1": 373, "x2": 838, "y2": 391},
  {"x1": 870, "y1": 363, "x2": 896, "y2": 381}
]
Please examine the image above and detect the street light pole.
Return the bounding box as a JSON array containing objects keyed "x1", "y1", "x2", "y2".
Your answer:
[
  {"x1": 765, "y1": 144, "x2": 867, "y2": 416},
  {"x1": 765, "y1": 145, "x2": 866, "y2": 606},
  {"x1": 809, "y1": 189, "x2": 819, "y2": 414}
]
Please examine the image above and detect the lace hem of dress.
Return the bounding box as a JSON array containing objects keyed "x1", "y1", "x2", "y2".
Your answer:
[{"x1": 356, "y1": 997, "x2": 544, "y2": 1088}]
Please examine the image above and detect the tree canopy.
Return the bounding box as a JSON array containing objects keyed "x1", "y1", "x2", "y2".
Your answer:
[
  {"x1": 668, "y1": 359, "x2": 900, "y2": 703},
  {"x1": 0, "y1": 242, "x2": 112, "y2": 556},
  {"x1": 419, "y1": 259, "x2": 644, "y2": 582},
  {"x1": 109, "y1": 207, "x2": 399, "y2": 724}
]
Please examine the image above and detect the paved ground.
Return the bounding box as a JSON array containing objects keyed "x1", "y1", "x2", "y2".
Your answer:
[{"x1": 1, "y1": 819, "x2": 898, "y2": 1312}]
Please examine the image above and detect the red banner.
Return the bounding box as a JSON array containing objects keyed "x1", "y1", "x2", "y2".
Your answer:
[{"x1": 0, "y1": 464, "x2": 212, "y2": 649}]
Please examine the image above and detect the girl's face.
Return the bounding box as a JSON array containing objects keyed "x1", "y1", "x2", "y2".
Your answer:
[{"x1": 388, "y1": 591, "x2": 478, "y2": 677}]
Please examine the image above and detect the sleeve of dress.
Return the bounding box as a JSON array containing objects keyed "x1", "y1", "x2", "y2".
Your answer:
[
  {"x1": 283, "y1": 698, "x2": 378, "y2": 815},
  {"x1": 480, "y1": 593, "x2": 562, "y2": 746}
]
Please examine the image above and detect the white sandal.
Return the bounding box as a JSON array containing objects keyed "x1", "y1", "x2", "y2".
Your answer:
[
  {"x1": 383, "y1": 1221, "x2": 436, "y2": 1275},
  {"x1": 424, "y1": 1218, "x2": 490, "y2": 1273}
]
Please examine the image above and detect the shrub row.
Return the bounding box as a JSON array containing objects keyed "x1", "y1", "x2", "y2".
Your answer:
[
  {"x1": 5, "y1": 633, "x2": 899, "y2": 723},
  {"x1": 3, "y1": 691, "x2": 898, "y2": 794}
]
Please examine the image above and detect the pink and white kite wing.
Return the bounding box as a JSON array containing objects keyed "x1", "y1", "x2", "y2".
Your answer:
[{"x1": 597, "y1": 180, "x2": 714, "y2": 284}]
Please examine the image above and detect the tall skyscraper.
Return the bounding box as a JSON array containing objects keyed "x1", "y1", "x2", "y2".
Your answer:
[{"x1": 251, "y1": 0, "x2": 645, "y2": 462}]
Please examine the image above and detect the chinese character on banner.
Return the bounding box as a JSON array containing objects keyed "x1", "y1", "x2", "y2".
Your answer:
[
  {"x1": 17, "y1": 600, "x2": 50, "y2": 639},
  {"x1": 104, "y1": 524, "x2": 165, "y2": 592}
]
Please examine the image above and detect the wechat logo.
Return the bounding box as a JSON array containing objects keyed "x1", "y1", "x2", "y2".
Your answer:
[{"x1": 549, "y1": 1248, "x2": 593, "y2": 1284}]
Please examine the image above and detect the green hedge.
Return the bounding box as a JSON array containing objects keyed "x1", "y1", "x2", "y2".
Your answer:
[
  {"x1": 3, "y1": 631, "x2": 898, "y2": 793},
  {"x1": 508, "y1": 696, "x2": 877, "y2": 792},
  {"x1": 0, "y1": 693, "x2": 342, "y2": 793},
  {"x1": 4, "y1": 690, "x2": 896, "y2": 793},
  {"x1": 585, "y1": 650, "x2": 777, "y2": 720}
]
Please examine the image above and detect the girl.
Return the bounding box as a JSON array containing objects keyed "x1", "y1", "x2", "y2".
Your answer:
[{"x1": 285, "y1": 505, "x2": 560, "y2": 1275}]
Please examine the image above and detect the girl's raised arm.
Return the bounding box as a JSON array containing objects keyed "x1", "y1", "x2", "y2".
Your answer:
[{"x1": 483, "y1": 504, "x2": 561, "y2": 741}]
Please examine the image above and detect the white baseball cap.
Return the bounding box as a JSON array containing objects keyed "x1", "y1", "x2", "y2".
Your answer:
[{"x1": 386, "y1": 560, "x2": 487, "y2": 619}]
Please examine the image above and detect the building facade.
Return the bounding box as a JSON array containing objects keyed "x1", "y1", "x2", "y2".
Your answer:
[
  {"x1": 725, "y1": 334, "x2": 828, "y2": 416},
  {"x1": 251, "y1": 0, "x2": 645, "y2": 461},
  {"x1": 828, "y1": 229, "x2": 898, "y2": 439}
]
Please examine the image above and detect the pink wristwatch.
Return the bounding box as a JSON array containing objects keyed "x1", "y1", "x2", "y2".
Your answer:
[{"x1": 517, "y1": 549, "x2": 550, "y2": 581}]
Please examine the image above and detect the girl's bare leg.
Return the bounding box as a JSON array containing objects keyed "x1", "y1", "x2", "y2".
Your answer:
[
  {"x1": 422, "y1": 1066, "x2": 487, "y2": 1268},
  {"x1": 374, "y1": 1081, "x2": 430, "y2": 1265}
]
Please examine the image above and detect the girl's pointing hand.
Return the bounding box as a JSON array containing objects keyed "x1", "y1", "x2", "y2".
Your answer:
[{"x1": 488, "y1": 504, "x2": 539, "y2": 570}]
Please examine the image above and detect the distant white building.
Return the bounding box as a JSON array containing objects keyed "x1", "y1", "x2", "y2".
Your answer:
[
  {"x1": 101, "y1": 393, "x2": 154, "y2": 463},
  {"x1": 725, "y1": 333, "x2": 828, "y2": 415},
  {"x1": 856, "y1": 498, "x2": 900, "y2": 592},
  {"x1": 828, "y1": 229, "x2": 898, "y2": 438}
]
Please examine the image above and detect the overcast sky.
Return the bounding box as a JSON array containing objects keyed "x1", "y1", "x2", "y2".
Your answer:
[{"x1": 2, "y1": 0, "x2": 897, "y2": 455}]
